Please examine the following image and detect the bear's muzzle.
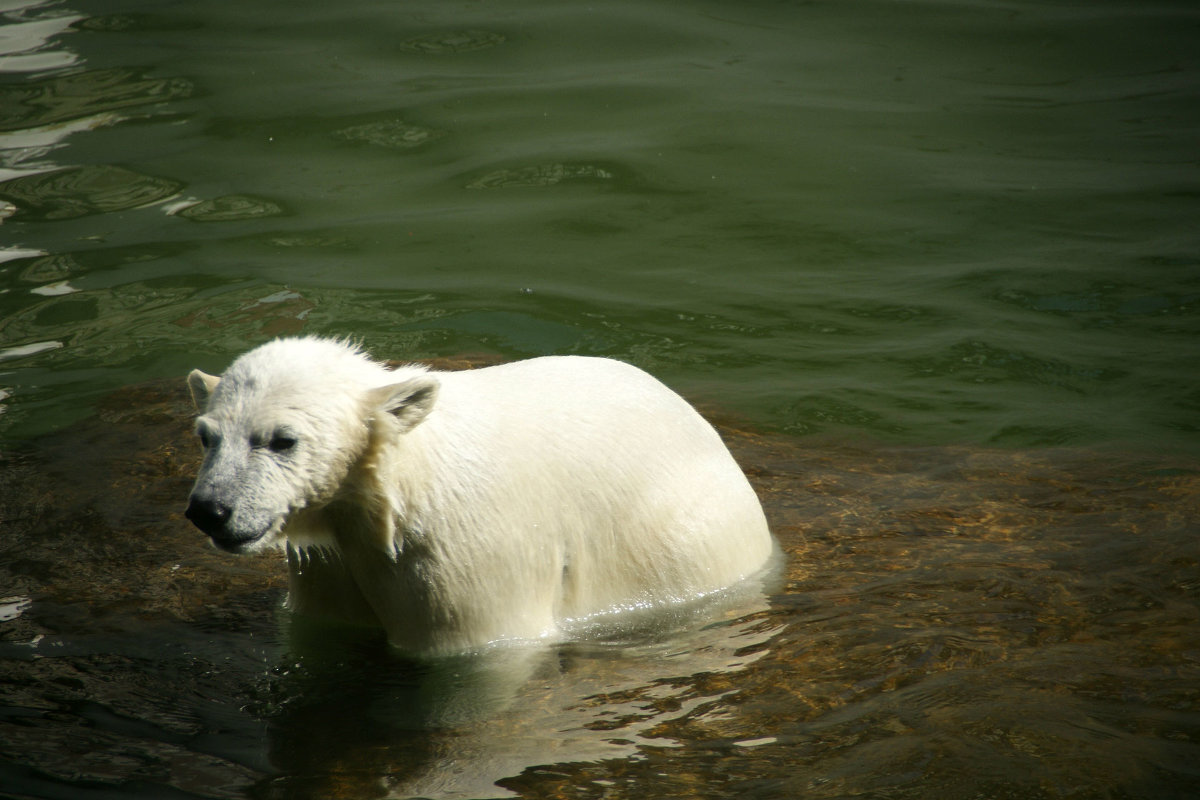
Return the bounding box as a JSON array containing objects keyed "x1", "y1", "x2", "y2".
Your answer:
[{"x1": 185, "y1": 496, "x2": 259, "y2": 552}]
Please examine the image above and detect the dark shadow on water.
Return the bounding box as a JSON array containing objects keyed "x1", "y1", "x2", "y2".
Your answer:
[{"x1": 1, "y1": 375, "x2": 1198, "y2": 799}]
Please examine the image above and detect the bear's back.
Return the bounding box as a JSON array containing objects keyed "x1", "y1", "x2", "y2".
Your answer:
[{"x1": 412, "y1": 356, "x2": 773, "y2": 624}]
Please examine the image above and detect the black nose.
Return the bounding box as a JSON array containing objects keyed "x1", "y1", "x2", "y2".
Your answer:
[{"x1": 185, "y1": 497, "x2": 231, "y2": 536}]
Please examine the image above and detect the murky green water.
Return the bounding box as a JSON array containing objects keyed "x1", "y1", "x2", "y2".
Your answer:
[
  {"x1": 1, "y1": 1, "x2": 1198, "y2": 798},
  {"x1": 1, "y1": 0, "x2": 1197, "y2": 449}
]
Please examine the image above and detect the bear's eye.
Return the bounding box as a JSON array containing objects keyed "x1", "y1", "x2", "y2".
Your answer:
[
  {"x1": 268, "y1": 432, "x2": 297, "y2": 453},
  {"x1": 197, "y1": 426, "x2": 218, "y2": 449}
]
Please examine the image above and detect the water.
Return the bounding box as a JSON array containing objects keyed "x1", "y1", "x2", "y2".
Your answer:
[
  {"x1": 1, "y1": 0, "x2": 1197, "y2": 448},
  {"x1": 1, "y1": 0, "x2": 1198, "y2": 798}
]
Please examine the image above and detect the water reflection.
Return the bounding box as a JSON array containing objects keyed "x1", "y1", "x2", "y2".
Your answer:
[
  {"x1": 0, "y1": 67, "x2": 193, "y2": 133},
  {"x1": 0, "y1": 2, "x2": 193, "y2": 228},
  {"x1": 0, "y1": 4, "x2": 81, "y2": 73},
  {"x1": 258, "y1": 605, "x2": 779, "y2": 799},
  {"x1": 0, "y1": 164, "x2": 184, "y2": 220},
  {"x1": 173, "y1": 194, "x2": 286, "y2": 222}
]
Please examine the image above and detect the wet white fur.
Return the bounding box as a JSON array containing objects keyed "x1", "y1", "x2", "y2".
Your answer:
[{"x1": 187, "y1": 337, "x2": 773, "y2": 655}]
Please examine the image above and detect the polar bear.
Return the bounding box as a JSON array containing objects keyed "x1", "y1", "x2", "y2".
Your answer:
[{"x1": 184, "y1": 336, "x2": 773, "y2": 655}]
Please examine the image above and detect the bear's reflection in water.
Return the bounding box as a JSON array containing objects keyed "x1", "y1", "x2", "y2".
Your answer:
[
  {"x1": 1, "y1": 375, "x2": 1198, "y2": 799},
  {"x1": 261, "y1": 582, "x2": 781, "y2": 799}
]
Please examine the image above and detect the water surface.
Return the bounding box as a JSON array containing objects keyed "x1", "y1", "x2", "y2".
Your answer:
[{"x1": 0, "y1": 0, "x2": 1196, "y2": 448}]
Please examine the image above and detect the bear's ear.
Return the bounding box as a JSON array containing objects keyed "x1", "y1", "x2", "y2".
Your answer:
[
  {"x1": 187, "y1": 370, "x2": 221, "y2": 411},
  {"x1": 186, "y1": 367, "x2": 222, "y2": 410},
  {"x1": 368, "y1": 374, "x2": 439, "y2": 433}
]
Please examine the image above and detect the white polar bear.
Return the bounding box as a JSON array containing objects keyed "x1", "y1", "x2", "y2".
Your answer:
[{"x1": 185, "y1": 336, "x2": 773, "y2": 655}]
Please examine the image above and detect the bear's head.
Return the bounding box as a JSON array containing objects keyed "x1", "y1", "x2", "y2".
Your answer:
[{"x1": 183, "y1": 338, "x2": 438, "y2": 554}]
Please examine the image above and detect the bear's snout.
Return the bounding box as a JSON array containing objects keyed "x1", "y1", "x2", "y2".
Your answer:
[
  {"x1": 185, "y1": 496, "x2": 234, "y2": 540},
  {"x1": 185, "y1": 493, "x2": 271, "y2": 552}
]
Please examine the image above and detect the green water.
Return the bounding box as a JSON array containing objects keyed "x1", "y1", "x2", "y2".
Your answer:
[{"x1": 1, "y1": 0, "x2": 1197, "y2": 448}]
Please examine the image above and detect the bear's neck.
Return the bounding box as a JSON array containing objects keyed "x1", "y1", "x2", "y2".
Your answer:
[{"x1": 285, "y1": 422, "x2": 477, "y2": 652}]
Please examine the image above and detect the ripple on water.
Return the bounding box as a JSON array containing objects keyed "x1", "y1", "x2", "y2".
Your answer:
[
  {"x1": 0, "y1": 68, "x2": 193, "y2": 133},
  {"x1": 333, "y1": 119, "x2": 446, "y2": 149},
  {"x1": 466, "y1": 163, "x2": 615, "y2": 189},
  {"x1": 70, "y1": 13, "x2": 202, "y2": 33},
  {"x1": 397, "y1": 29, "x2": 506, "y2": 55},
  {"x1": 0, "y1": 165, "x2": 183, "y2": 220},
  {"x1": 174, "y1": 194, "x2": 285, "y2": 222}
]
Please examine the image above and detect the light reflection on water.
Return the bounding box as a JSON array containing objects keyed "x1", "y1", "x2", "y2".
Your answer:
[{"x1": 1, "y1": 380, "x2": 1197, "y2": 799}]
